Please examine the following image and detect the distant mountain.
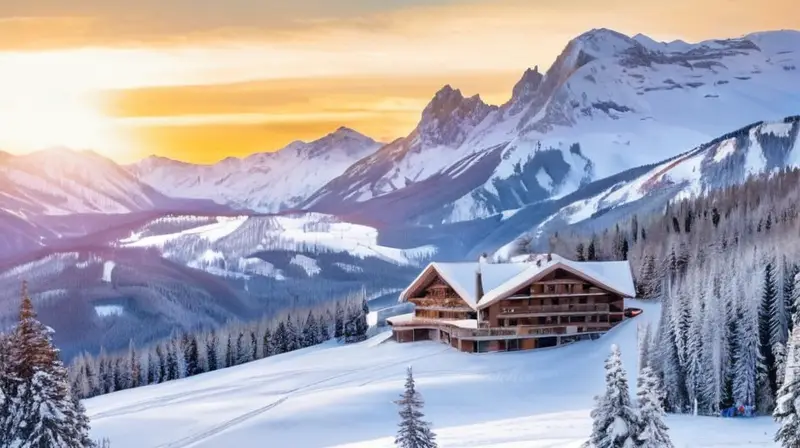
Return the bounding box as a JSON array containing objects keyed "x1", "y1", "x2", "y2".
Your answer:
[
  {"x1": 486, "y1": 116, "x2": 800, "y2": 258},
  {"x1": 303, "y1": 29, "x2": 800, "y2": 225},
  {"x1": 128, "y1": 127, "x2": 382, "y2": 213},
  {"x1": 0, "y1": 148, "x2": 195, "y2": 216}
]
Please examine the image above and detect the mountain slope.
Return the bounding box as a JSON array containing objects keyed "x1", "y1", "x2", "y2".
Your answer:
[
  {"x1": 129, "y1": 127, "x2": 382, "y2": 213},
  {"x1": 488, "y1": 115, "x2": 800, "y2": 256},
  {"x1": 84, "y1": 300, "x2": 776, "y2": 447},
  {"x1": 0, "y1": 148, "x2": 201, "y2": 216},
  {"x1": 304, "y1": 29, "x2": 800, "y2": 225}
]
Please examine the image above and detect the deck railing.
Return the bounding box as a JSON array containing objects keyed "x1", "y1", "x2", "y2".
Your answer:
[
  {"x1": 498, "y1": 304, "x2": 610, "y2": 315},
  {"x1": 391, "y1": 318, "x2": 611, "y2": 339}
]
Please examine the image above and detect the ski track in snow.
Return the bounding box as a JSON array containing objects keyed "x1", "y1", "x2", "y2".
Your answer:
[{"x1": 86, "y1": 300, "x2": 779, "y2": 448}]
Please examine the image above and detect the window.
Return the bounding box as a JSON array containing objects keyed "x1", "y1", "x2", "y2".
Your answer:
[
  {"x1": 507, "y1": 339, "x2": 520, "y2": 351},
  {"x1": 582, "y1": 284, "x2": 591, "y2": 292},
  {"x1": 546, "y1": 285, "x2": 556, "y2": 293},
  {"x1": 579, "y1": 297, "x2": 587, "y2": 304},
  {"x1": 509, "y1": 319, "x2": 518, "y2": 326}
]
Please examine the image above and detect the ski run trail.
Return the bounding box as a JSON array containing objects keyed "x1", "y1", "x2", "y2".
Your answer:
[{"x1": 86, "y1": 300, "x2": 779, "y2": 447}]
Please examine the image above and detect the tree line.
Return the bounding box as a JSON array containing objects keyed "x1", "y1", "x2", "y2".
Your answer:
[{"x1": 68, "y1": 294, "x2": 371, "y2": 400}]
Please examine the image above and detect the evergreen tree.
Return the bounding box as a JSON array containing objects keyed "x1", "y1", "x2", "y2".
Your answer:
[
  {"x1": 146, "y1": 351, "x2": 156, "y2": 385},
  {"x1": 185, "y1": 336, "x2": 201, "y2": 377},
  {"x1": 302, "y1": 311, "x2": 319, "y2": 348},
  {"x1": 635, "y1": 367, "x2": 673, "y2": 448},
  {"x1": 576, "y1": 242, "x2": 586, "y2": 262},
  {"x1": 285, "y1": 316, "x2": 299, "y2": 352},
  {"x1": 250, "y1": 331, "x2": 259, "y2": 361},
  {"x1": 334, "y1": 302, "x2": 345, "y2": 339},
  {"x1": 166, "y1": 340, "x2": 179, "y2": 381},
  {"x1": 394, "y1": 367, "x2": 437, "y2": 448},
  {"x1": 155, "y1": 344, "x2": 166, "y2": 383},
  {"x1": 235, "y1": 331, "x2": 249, "y2": 365},
  {"x1": 262, "y1": 327, "x2": 273, "y2": 358},
  {"x1": 206, "y1": 331, "x2": 218, "y2": 372},
  {"x1": 273, "y1": 321, "x2": 289, "y2": 355},
  {"x1": 775, "y1": 326, "x2": 800, "y2": 447},
  {"x1": 587, "y1": 236, "x2": 597, "y2": 261},
  {"x1": 5, "y1": 281, "x2": 93, "y2": 446},
  {"x1": 761, "y1": 261, "x2": 779, "y2": 397},
  {"x1": 225, "y1": 334, "x2": 234, "y2": 368},
  {"x1": 128, "y1": 340, "x2": 141, "y2": 389},
  {"x1": 584, "y1": 344, "x2": 638, "y2": 448}
]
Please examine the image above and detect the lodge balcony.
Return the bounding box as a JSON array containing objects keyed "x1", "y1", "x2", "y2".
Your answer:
[
  {"x1": 388, "y1": 315, "x2": 613, "y2": 340},
  {"x1": 496, "y1": 303, "x2": 620, "y2": 317}
]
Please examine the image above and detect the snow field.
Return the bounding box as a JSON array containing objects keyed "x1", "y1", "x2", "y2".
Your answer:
[{"x1": 85, "y1": 299, "x2": 779, "y2": 447}]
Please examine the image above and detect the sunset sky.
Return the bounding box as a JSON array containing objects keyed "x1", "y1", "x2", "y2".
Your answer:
[{"x1": 1, "y1": 0, "x2": 798, "y2": 163}]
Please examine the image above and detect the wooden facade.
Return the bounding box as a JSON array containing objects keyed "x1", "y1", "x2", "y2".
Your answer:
[{"x1": 390, "y1": 263, "x2": 629, "y2": 353}]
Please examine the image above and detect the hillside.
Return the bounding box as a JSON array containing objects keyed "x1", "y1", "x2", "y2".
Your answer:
[
  {"x1": 492, "y1": 115, "x2": 800, "y2": 254},
  {"x1": 0, "y1": 212, "x2": 423, "y2": 359},
  {"x1": 84, "y1": 300, "x2": 777, "y2": 447}
]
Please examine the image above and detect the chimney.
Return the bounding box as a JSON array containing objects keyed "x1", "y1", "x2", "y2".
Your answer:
[
  {"x1": 475, "y1": 255, "x2": 485, "y2": 302},
  {"x1": 547, "y1": 252, "x2": 553, "y2": 262}
]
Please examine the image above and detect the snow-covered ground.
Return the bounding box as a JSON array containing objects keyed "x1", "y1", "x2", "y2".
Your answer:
[{"x1": 85, "y1": 300, "x2": 778, "y2": 447}]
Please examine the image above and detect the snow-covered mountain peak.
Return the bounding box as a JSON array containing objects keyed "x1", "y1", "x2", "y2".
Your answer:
[
  {"x1": 0, "y1": 148, "x2": 185, "y2": 215},
  {"x1": 416, "y1": 84, "x2": 497, "y2": 147},
  {"x1": 129, "y1": 127, "x2": 383, "y2": 213}
]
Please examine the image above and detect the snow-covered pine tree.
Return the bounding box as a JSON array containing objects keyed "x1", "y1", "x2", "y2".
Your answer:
[
  {"x1": 128, "y1": 340, "x2": 141, "y2": 389},
  {"x1": 6, "y1": 281, "x2": 93, "y2": 446},
  {"x1": 155, "y1": 344, "x2": 167, "y2": 383},
  {"x1": 146, "y1": 351, "x2": 156, "y2": 385},
  {"x1": 285, "y1": 315, "x2": 299, "y2": 352},
  {"x1": 185, "y1": 335, "x2": 201, "y2": 377},
  {"x1": 206, "y1": 331, "x2": 218, "y2": 372},
  {"x1": 317, "y1": 313, "x2": 330, "y2": 342},
  {"x1": 262, "y1": 327, "x2": 273, "y2": 358},
  {"x1": 635, "y1": 366, "x2": 674, "y2": 448},
  {"x1": 774, "y1": 325, "x2": 800, "y2": 447},
  {"x1": 224, "y1": 334, "x2": 234, "y2": 367},
  {"x1": 785, "y1": 263, "x2": 800, "y2": 333},
  {"x1": 584, "y1": 344, "x2": 639, "y2": 448},
  {"x1": 334, "y1": 302, "x2": 344, "y2": 339},
  {"x1": 250, "y1": 330, "x2": 258, "y2": 361},
  {"x1": 302, "y1": 311, "x2": 319, "y2": 348},
  {"x1": 637, "y1": 322, "x2": 652, "y2": 372},
  {"x1": 394, "y1": 366, "x2": 437, "y2": 448},
  {"x1": 761, "y1": 260, "x2": 779, "y2": 398},
  {"x1": 273, "y1": 321, "x2": 289, "y2": 355},
  {"x1": 774, "y1": 340, "x2": 787, "y2": 391},
  {"x1": 734, "y1": 287, "x2": 759, "y2": 407},
  {"x1": 354, "y1": 297, "x2": 370, "y2": 341}
]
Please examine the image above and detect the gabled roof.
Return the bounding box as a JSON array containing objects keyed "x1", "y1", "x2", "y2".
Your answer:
[
  {"x1": 398, "y1": 262, "x2": 530, "y2": 309},
  {"x1": 476, "y1": 259, "x2": 635, "y2": 309},
  {"x1": 399, "y1": 257, "x2": 635, "y2": 311}
]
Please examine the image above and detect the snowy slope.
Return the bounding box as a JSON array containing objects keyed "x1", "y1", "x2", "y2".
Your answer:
[
  {"x1": 85, "y1": 299, "x2": 778, "y2": 447},
  {"x1": 128, "y1": 127, "x2": 382, "y2": 213},
  {"x1": 507, "y1": 116, "x2": 800, "y2": 248},
  {"x1": 0, "y1": 148, "x2": 193, "y2": 216},
  {"x1": 117, "y1": 212, "x2": 437, "y2": 280},
  {"x1": 304, "y1": 29, "x2": 800, "y2": 224}
]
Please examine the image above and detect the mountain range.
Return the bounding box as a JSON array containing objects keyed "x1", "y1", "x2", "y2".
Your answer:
[{"x1": 1, "y1": 27, "x2": 799, "y2": 358}]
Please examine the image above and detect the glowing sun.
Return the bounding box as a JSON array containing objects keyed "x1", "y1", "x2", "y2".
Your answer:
[{"x1": 0, "y1": 85, "x2": 123, "y2": 156}]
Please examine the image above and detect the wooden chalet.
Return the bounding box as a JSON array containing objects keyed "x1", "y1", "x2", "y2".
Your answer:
[{"x1": 386, "y1": 254, "x2": 635, "y2": 353}]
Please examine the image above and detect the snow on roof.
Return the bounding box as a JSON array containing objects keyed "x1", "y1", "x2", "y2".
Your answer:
[
  {"x1": 385, "y1": 313, "x2": 414, "y2": 325},
  {"x1": 427, "y1": 261, "x2": 531, "y2": 308},
  {"x1": 476, "y1": 259, "x2": 635, "y2": 308},
  {"x1": 400, "y1": 256, "x2": 636, "y2": 311}
]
